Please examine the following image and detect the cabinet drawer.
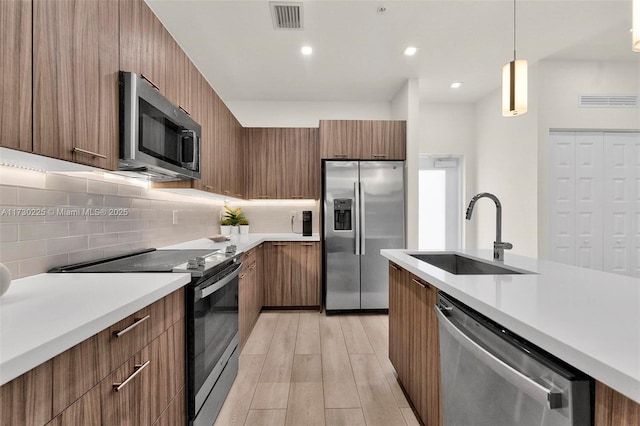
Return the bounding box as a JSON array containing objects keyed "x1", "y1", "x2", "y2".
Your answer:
[
  {"x1": 99, "y1": 296, "x2": 166, "y2": 371},
  {"x1": 241, "y1": 247, "x2": 257, "y2": 268},
  {"x1": 101, "y1": 346, "x2": 151, "y2": 426}
]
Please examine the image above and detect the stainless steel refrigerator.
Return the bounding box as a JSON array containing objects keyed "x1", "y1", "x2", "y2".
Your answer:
[{"x1": 324, "y1": 161, "x2": 405, "y2": 311}]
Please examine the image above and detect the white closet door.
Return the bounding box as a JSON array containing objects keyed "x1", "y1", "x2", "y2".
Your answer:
[
  {"x1": 549, "y1": 132, "x2": 577, "y2": 265},
  {"x1": 603, "y1": 132, "x2": 640, "y2": 278},
  {"x1": 574, "y1": 132, "x2": 603, "y2": 270}
]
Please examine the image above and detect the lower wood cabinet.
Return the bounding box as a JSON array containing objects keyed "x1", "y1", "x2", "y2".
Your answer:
[
  {"x1": 1, "y1": 288, "x2": 185, "y2": 426},
  {"x1": 595, "y1": 381, "x2": 640, "y2": 426},
  {"x1": 388, "y1": 262, "x2": 441, "y2": 426},
  {"x1": 263, "y1": 241, "x2": 320, "y2": 308},
  {"x1": 239, "y1": 245, "x2": 263, "y2": 349}
]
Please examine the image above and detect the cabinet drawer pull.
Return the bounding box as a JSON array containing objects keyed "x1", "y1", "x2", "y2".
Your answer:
[
  {"x1": 73, "y1": 147, "x2": 107, "y2": 159},
  {"x1": 113, "y1": 315, "x2": 150, "y2": 338},
  {"x1": 239, "y1": 273, "x2": 247, "y2": 279},
  {"x1": 205, "y1": 185, "x2": 214, "y2": 190},
  {"x1": 333, "y1": 154, "x2": 347, "y2": 158},
  {"x1": 301, "y1": 243, "x2": 314, "y2": 246},
  {"x1": 390, "y1": 263, "x2": 400, "y2": 271},
  {"x1": 292, "y1": 195, "x2": 304, "y2": 199},
  {"x1": 258, "y1": 195, "x2": 271, "y2": 199},
  {"x1": 411, "y1": 278, "x2": 427, "y2": 289},
  {"x1": 112, "y1": 360, "x2": 150, "y2": 392},
  {"x1": 236, "y1": 194, "x2": 243, "y2": 198},
  {"x1": 141, "y1": 74, "x2": 160, "y2": 91},
  {"x1": 249, "y1": 263, "x2": 256, "y2": 270},
  {"x1": 245, "y1": 249, "x2": 254, "y2": 257},
  {"x1": 178, "y1": 105, "x2": 191, "y2": 116},
  {"x1": 223, "y1": 190, "x2": 230, "y2": 194},
  {"x1": 373, "y1": 154, "x2": 388, "y2": 158}
]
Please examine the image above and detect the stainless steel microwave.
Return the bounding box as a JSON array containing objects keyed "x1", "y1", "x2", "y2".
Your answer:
[{"x1": 119, "y1": 71, "x2": 201, "y2": 181}]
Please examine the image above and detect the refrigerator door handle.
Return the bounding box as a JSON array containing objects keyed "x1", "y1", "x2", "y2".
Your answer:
[
  {"x1": 354, "y1": 181, "x2": 360, "y2": 255},
  {"x1": 360, "y1": 182, "x2": 366, "y2": 256}
]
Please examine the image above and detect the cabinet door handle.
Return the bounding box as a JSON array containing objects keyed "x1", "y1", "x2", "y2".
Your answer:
[
  {"x1": 205, "y1": 185, "x2": 214, "y2": 190},
  {"x1": 258, "y1": 195, "x2": 271, "y2": 199},
  {"x1": 73, "y1": 147, "x2": 107, "y2": 159},
  {"x1": 113, "y1": 315, "x2": 150, "y2": 338},
  {"x1": 249, "y1": 263, "x2": 256, "y2": 269},
  {"x1": 112, "y1": 360, "x2": 150, "y2": 392},
  {"x1": 291, "y1": 195, "x2": 304, "y2": 199},
  {"x1": 411, "y1": 278, "x2": 427, "y2": 289},
  {"x1": 236, "y1": 194, "x2": 244, "y2": 198},
  {"x1": 178, "y1": 105, "x2": 191, "y2": 116},
  {"x1": 333, "y1": 154, "x2": 347, "y2": 158},
  {"x1": 223, "y1": 190, "x2": 230, "y2": 194},
  {"x1": 301, "y1": 243, "x2": 314, "y2": 246},
  {"x1": 373, "y1": 154, "x2": 388, "y2": 159},
  {"x1": 141, "y1": 74, "x2": 160, "y2": 91},
  {"x1": 390, "y1": 263, "x2": 400, "y2": 271},
  {"x1": 245, "y1": 249, "x2": 254, "y2": 257},
  {"x1": 240, "y1": 273, "x2": 247, "y2": 279}
]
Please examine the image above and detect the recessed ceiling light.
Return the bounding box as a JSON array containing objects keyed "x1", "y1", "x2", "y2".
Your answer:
[
  {"x1": 450, "y1": 82, "x2": 463, "y2": 89},
  {"x1": 404, "y1": 46, "x2": 418, "y2": 56},
  {"x1": 301, "y1": 46, "x2": 313, "y2": 55}
]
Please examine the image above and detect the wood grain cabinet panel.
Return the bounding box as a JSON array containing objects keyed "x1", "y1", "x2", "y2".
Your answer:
[
  {"x1": 153, "y1": 388, "x2": 185, "y2": 426},
  {"x1": 292, "y1": 242, "x2": 320, "y2": 306},
  {"x1": 150, "y1": 320, "x2": 185, "y2": 423},
  {"x1": 46, "y1": 386, "x2": 101, "y2": 426},
  {"x1": 320, "y1": 120, "x2": 406, "y2": 160},
  {"x1": 101, "y1": 346, "x2": 152, "y2": 426},
  {"x1": 0, "y1": 0, "x2": 31, "y2": 152},
  {"x1": 52, "y1": 332, "x2": 109, "y2": 417},
  {"x1": 595, "y1": 381, "x2": 640, "y2": 426},
  {"x1": 388, "y1": 264, "x2": 441, "y2": 426},
  {"x1": 98, "y1": 306, "x2": 152, "y2": 373},
  {"x1": 0, "y1": 360, "x2": 53, "y2": 426},
  {"x1": 33, "y1": 0, "x2": 119, "y2": 170},
  {"x1": 319, "y1": 120, "x2": 359, "y2": 159},
  {"x1": 120, "y1": 0, "x2": 166, "y2": 95},
  {"x1": 264, "y1": 242, "x2": 293, "y2": 306}
]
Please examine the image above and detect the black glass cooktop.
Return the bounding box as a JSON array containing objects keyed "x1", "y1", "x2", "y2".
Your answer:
[{"x1": 49, "y1": 249, "x2": 217, "y2": 273}]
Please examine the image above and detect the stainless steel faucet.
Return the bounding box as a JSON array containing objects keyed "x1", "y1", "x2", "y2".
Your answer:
[{"x1": 465, "y1": 192, "x2": 513, "y2": 261}]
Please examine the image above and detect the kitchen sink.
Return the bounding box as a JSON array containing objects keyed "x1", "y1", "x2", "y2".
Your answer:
[{"x1": 410, "y1": 253, "x2": 532, "y2": 275}]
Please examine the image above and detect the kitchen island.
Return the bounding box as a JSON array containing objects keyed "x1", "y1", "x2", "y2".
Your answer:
[{"x1": 382, "y1": 249, "x2": 640, "y2": 422}]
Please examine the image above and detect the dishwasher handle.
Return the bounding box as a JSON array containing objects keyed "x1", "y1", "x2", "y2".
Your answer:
[{"x1": 434, "y1": 305, "x2": 563, "y2": 410}]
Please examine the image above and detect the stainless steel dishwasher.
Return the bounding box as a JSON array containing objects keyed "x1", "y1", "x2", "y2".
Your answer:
[{"x1": 435, "y1": 293, "x2": 592, "y2": 426}]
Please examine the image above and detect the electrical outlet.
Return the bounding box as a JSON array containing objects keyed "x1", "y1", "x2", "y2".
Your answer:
[{"x1": 172, "y1": 210, "x2": 178, "y2": 225}]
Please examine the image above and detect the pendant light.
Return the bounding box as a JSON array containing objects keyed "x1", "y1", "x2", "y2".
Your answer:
[
  {"x1": 502, "y1": 0, "x2": 527, "y2": 116},
  {"x1": 634, "y1": 0, "x2": 639, "y2": 52}
]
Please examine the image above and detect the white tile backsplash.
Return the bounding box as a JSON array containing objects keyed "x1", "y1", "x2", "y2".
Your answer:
[
  {"x1": 0, "y1": 240, "x2": 47, "y2": 262},
  {"x1": 69, "y1": 221, "x2": 105, "y2": 236},
  {"x1": 0, "y1": 224, "x2": 18, "y2": 242},
  {"x1": 87, "y1": 179, "x2": 118, "y2": 196},
  {"x1": 18, "y1": 187, "x2": 68, "y2": 206},
  {"x1": 19, "y1": 222, "x2": 69, "y2": 241},
  {"x1": 0, "y1": 186, "x2": 17, "y2": 205},
  {"x1": 45, "y1": 173, "x2": 87, "y2": 192},
  {"x1": 47, "y1": 236, "x2": 88, "y2": 255}
]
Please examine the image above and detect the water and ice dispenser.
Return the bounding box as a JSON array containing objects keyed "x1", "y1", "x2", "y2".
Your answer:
[{"x1": 333, "y1": 199, "x2": 352, "y2": 231}]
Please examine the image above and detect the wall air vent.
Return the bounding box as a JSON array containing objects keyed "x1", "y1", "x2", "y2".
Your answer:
[
  {"x1": 579, "y1": 95, "x2": 639, "y2": 108},
  {"x1": 270, "y1": 2, "x2": 303, "y2": 30}
]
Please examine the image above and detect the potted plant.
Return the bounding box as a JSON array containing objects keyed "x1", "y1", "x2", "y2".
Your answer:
[
  {"x1": 219, "y1": 217, "x2": 233, "y2": 235},
  {"x1": 238, "y1": 217, "x2": 250, "y2": 234},
  {"x1": 222, "y1": 205, "x2": 248, "y2": 234}
]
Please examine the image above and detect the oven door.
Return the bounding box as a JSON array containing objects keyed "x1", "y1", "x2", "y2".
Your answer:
[{"x1": 188, "y1": 261, "x2": 240, "y2": 423}]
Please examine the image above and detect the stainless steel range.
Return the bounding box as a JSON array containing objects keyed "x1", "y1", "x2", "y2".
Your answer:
[{"x1": 50, "y1": 247, "x2": 241, "y2": 426}]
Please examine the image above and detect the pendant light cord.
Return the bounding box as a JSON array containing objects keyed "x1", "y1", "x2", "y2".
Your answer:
[{"x1": 513, "y1": 0, "x2": 517, "y2": 60}]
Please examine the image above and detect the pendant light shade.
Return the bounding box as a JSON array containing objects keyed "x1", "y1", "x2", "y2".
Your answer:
[
  {"x1": 502, "y1": 59, "x2": 528, "y2": 116},
  {"x1": 633, "y1": 0, "x2": 640, "y2": 52},
  {"x1": 501, "y1": 0, "x2": 527, "y2": 117}
]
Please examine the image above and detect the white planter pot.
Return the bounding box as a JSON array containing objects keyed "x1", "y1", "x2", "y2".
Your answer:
[
  {"x1": 220, "y1": 225, "x2": 231, "y2": 235},
  {"x1": 239, "y1": 225, "x2": 249, "y2": 234},
  {"x1": 230, "y1": 225, "x2": 239, "y2": 234}
]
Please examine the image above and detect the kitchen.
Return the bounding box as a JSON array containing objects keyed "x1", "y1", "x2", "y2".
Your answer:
[{"x1": 0, "y1": 0, "x2": 639, "y2": 425}]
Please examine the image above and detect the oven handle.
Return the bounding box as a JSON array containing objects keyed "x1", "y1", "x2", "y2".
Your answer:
[
  {"x1": 434, "y1": 305, "x2": 563, "y2": 409},
  {"x1": 196, "y1": 263, "x2": 242, "y2": 301}
]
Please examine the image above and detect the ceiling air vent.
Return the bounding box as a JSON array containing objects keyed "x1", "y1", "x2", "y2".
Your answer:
[
  {"x1": 270, "y1": 2, "x2": 303, "y2": 30},
  {"x1": 579, "y1": 95, "x2": 639, "y2": 108}
]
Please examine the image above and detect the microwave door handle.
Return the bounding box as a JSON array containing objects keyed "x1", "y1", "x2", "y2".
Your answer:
[{"x1": 180, "y1": 129, "x2": 198, "y2": 170}]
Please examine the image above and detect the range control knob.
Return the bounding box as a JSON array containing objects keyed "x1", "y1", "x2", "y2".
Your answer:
[
  {"x1": 187, "y1": 259, "x2": 199, "y2": 270},
  {"x1": 196, "y1": 256, "x2": 206, "y2": 266}
]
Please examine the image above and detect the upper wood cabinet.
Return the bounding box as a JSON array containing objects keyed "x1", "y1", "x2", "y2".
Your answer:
[
  {"x1": 320, "y1": 120, "x2": 406, "y2": 160},
  {"x1": 245, "y1": 128, "x2": 320, "y2": 199},
  {"x1": 0, "y1": 0, "x2": 31, "y2": 153},
  {"x1": 32, "y1": 0, "x2": 119, "y2": 170},
  {"x1": 120, "y1": 0, "x2": 166, "y2": 95}
]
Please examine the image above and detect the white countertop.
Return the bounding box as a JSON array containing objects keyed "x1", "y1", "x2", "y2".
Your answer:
[
  {"x1": 0, "y1": 272, "x2": 190, "y2": 386},
  {"x1": 0, "y1": 233, "x2": 318, "y2": 386},
  {"x1": 162, "y1": 233, "x2": 320, "y2": 252},
  {"x1": 381, "y1": 249, "x2": 640, "y2": 404}
]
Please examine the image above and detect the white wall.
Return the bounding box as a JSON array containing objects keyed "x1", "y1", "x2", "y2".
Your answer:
[
  {"x1": 536, "y1": 60, "x2": 640, "y2": 258},
  {"x1": 392, "y1": 79, "x2": 420, "y2": 249},
  {"x1": 226, "y1": 100, "x2": 391, "y2": 127},
  {"x1": 419, "y1": 103, "x2": 477, "y2": 248},
  {"x1": 473, "y1": 66, "x2": 539, "y2": 257}
]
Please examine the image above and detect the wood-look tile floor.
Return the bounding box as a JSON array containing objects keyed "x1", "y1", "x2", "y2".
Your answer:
[{"x1": 214, "y1": 312, "x2": 419, "y2": 426}]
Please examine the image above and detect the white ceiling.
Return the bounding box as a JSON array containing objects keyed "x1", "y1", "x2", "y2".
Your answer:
[{"x1": 147, "y1": 0, "x2": 638, "y2": 104}]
